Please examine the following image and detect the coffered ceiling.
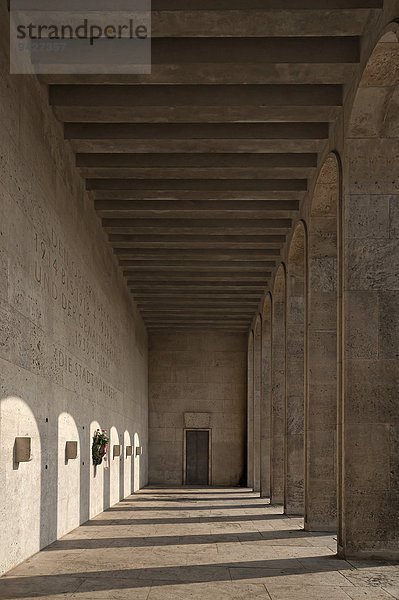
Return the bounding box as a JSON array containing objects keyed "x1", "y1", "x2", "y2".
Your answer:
[{"x1": 43, "y1": 0, "x2": 382, "y2": 331}]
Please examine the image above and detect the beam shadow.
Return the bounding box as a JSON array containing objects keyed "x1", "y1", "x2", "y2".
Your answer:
[
  {"x1": 138, "y1": 489, "x2": 255, "y2": 495},
  {"x1": 104, "y1": 503, "x2": 271, "y2": 512},
  {"x1": 42, "y1": 529, "x2": 333, "y2": 552},
  {"x1": 0, "y1": 556, "x2": 382, "y2": 599},
  {"x1": 126, "y1": 496, "x2": 261, "y2": 503},
  {"x1": 84, "y1": 513, "x2": 290, "y2": 525}
]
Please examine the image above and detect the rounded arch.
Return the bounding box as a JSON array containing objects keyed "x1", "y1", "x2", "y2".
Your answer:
[
  {"x1": 306, "y1": 152, "x2": 340, "y2": 533},
  {"x1": 0, "y1": 396, "x2": 42, "y2": 573},
  {"x1": 123, "y1": 429, "x2": 133, "y2": 496},
  {"x1": 285, "y1": 222, "x2": 307, "y2": 516},
  {"x1": 57, "y1": 412, "x2": 80, "y2": 536},
  {"x1": 133, "y1": 432, "x2": 141, "y2": 491},
  {"x1": 270, "y1": 264, "x2": 286, "y2": 504},
  {"x1": 247, "y1": 330, "x2": 255, "y2": 488},
  {"x1": 260, "y1": 293, "x2": 272, "y2": 498},
  {"x1": 109, "y1": 425, "x2": 121, "y2": 506},
  {"x1": 90, "y1": 419, "x2": 106, "y2": 515},
  {"x1": 340, "y1": 27, "x2": 399, "y2": 559},
  {"x1": 346, "y1": 24, "x2": 399, "y2": 139},
  {"x1": 253, "y1": 314, "x2": 262, "y2": 493}
]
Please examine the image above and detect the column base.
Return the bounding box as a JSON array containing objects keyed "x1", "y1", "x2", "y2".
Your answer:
[
  {"x1": 337, "y1": 546, "x2": 399, "y2": 561},
  {"x1": 304, "y1": 520, "x2": 336, "y2": 533},
  {"x1": 270, "y1": 494, "x2": 284, "y2": 505}
]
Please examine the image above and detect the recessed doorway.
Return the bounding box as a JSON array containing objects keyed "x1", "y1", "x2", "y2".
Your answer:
[{"x1": 184, "y1": 429, "x2": 210, "y2": 485}]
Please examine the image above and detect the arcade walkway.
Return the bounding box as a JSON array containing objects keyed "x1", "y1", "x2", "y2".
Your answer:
[{"x1": 1, "y1": 488, "x2": 398, "y2": 600}]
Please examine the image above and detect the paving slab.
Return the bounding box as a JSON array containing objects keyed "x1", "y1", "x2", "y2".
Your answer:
[{"x1": 1, "y1": 488, "x2": 398, "y2": 600}]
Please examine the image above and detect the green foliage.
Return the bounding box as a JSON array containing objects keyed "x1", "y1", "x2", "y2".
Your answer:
[{"x1": 92, "y1": 429, "x2": 109, "y2": 466}]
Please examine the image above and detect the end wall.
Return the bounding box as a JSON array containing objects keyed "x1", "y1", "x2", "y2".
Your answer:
[
  {"x1": 148, "y1": 332, "x2": 247, "y2": 486},
  {"x1": 0, "y1": 4, "x2": 148, "y2": 576}
]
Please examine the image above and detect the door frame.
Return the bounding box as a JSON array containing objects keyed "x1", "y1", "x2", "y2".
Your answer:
[{"x1": 183, "y1": 428, "x2": 212, "y2": 486}]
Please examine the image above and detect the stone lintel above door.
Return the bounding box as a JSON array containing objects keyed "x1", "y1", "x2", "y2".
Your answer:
[{"x1": 184, "y1": 412, "x2": 211, "y2": 429}]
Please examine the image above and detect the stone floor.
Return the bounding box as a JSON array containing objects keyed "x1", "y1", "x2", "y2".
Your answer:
[{"x1": 1, "y1": 488, "x2": 399, "y2": 600}]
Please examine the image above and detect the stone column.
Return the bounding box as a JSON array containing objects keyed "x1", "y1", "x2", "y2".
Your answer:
[
  {"x1": 285, "y1": 224, "x2": 305, "y2": 516},
  {"x1": 260, "y1": 295, "x2": 272, "y2": 498},
  {"x1": 339, "y1": 31, "x2": 399, "y2": 559},
  {"x1": 271, "y1": 266, "x2": 286, "y2": 504},
  {"x1": 253, "y1": 317, "x2": 262, "y2": 492},
  {"x1": 247, "y1": 332, "x2": 254, "y2": 488},
  {"x1": 305, "y1": 155, "x2": 338, "y2": 532}
]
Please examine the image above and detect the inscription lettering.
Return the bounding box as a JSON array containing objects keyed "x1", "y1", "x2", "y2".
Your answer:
[
  {"x1": 54, "y1": 347, "x2": 118, "y2": 401},
  {"x1": 34, "y1": 229, "x2": 119, "y2": 370}
]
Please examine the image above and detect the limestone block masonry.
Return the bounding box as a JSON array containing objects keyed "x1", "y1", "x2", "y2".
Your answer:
[
  {"x1": 0, "y1": 6, "x2": 148, "y2": 576},
  {"x1": 149, "y1": 332, "x2": 247, "y2": 486}
]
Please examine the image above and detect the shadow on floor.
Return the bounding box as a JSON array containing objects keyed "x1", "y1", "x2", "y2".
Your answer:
[
  {"x1": 41, "y1": 528, "x2": 331, "y2": 552},
  {"x1": 1, "y1": 489, "x2": 397, "y2": 600},
  {"x1": 83, "y1": 513, "x2": 291, "y2": 526},
  {"x1": 0, "y1": 556, "x2": 378, "y2": 599},
  {"x1": 137, "y1": 489, "x2": 255, "y2": 495},
  {"x1": 108, "y1": 503, "x2": 271, "y2": 511},
  {"x1": 125, "y1": 496, "x2": 258, "y2": 503}
]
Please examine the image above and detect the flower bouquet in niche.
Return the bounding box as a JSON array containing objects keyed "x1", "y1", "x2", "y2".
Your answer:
[{"x1": 92, "y1": 429, "x2": 109, "y2": 466}]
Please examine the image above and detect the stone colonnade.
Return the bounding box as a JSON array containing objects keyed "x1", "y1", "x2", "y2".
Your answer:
[{"x1": 247, "y1": 30, "x2": 399, "y2": 560}]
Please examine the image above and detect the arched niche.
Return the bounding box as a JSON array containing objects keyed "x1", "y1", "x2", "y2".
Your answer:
[
  {"x1": 271, "y1": 265, "x2": 286, "y2": 504},
  {"x1": 340, "y1": 27, "x2": 399, "y2": 560},
  {"x1": 285, "y1": 222, "x2": 306, "y2": 516},
  {"x1": 90, "y1": 420, "x2": 105, "y2": 516},
  {"x1": 0, "y1": 396, "x2": 42, "y2": 574},
  {"x1": 123, "y1": 429, "x2": 133, "y2": 496},
  {"x1": 109, "y1": 425, "x2": 121, "y2": 507},
  {"x1": 260, "y1": 293, "x2": 272, "y2": 498},
  {"x1": 134, "y1": 432, "x2": 141, "y2": 491},
  {"x1": 306, "y1": 154, "x2": 339, "y2": 533},
  {"x1": 57, "y1": 411, "x2": 80, "y2": 537}
]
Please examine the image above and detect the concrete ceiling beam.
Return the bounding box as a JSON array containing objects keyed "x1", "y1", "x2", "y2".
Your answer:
[
  {"x1": 35, "y1": 11, "x2": 371, "y2": 41},
  {"x1": 65, "y1": 122, "x2": 329, "y2": 140},
  {"x1": 45, "y1": 64, "x2": 354, "y2": 86},
  {"x1": 54, "y1": 105, "x2": 342, "y2": 123},
  {"x1": 150, "y1": 10, "x2": 374, "y2": 37},
  {"x1": 103, "y1": 219, "x2": 292, "y2": 235},
  {"x1": 87, "y1": 178, "x2": 307, "y2": 191},
  {"x1": 71, "y1": 140, "x2": 325, "y2": 154},
  {"x1": 146, "y1": 326, "x2": 249, "y2": 331},
  {"x1": 119, "y1": 260, "x2": 276, "y2": 269},
  {"x1": 105, "y1": 229, "x2": 289, "y2": 236},
  {"x1": 138, "y1": 308, "x2": 258, "y2": 313},
  {"x1": 103, "y1": 218, "x2": 291, "y2": 228},
  {"x1": 78, "y1": 153, "x2": 317, "y2": 168},
  {"x1": 151, "y1": 0, "x2": 382, "y2": 9},
  {"x1": 111, "y1": 237, "x2": 285, "y2": 248},
  {"x1": 133, "y1": 294, "x2": 262, "y2": 300},
  {"x1": 128, "y1": 281, "x2": 267, "y2": 288},
  {"x1": 112, "y1": 248, "x2": 281, "y2": 257},
  {"x1": 94, "y1": 190, "x2": 304, "y2": 200},
  {"x1": 96, "y1": 199, "x2": 299, "y2": 210},
  {"x1": 50, "y1": 84, "x2": 342, "y2": 107},
  {"x1": 143, "y1": 37, "x2": 361, "y2": 64},
  {"x1": 80, "y1": 167, "x2": 315, "y2": 179},
  {"x1": 125, "y1": 272, "x2": 271, "y2": 281}
]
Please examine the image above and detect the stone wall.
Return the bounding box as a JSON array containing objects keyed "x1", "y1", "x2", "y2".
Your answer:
[
  {"x1": 0, "y1": 6, "x2": 148, "y2": 576},
  {"x1": 148, "y1": 332, "x2": 247, "y2": 486},
  {"x1": 340, "y1": 30, "x2": 399, "y2": 558}
]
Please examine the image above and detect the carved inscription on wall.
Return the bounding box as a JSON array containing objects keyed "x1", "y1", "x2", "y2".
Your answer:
[
  {"x1": 32, "y1": 228, "x2": 120, "y2": 375},
  {"x1": 6, "y1": 202, "x2": 125, "y2": 402},
  {"x1": 53, "y1": 346, "x2": 118, "y2": 401}
]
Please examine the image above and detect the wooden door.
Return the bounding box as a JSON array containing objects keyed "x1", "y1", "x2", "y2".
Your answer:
[{"x1": 186, "y1": 430, "x2": 209, "y2": 485}]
